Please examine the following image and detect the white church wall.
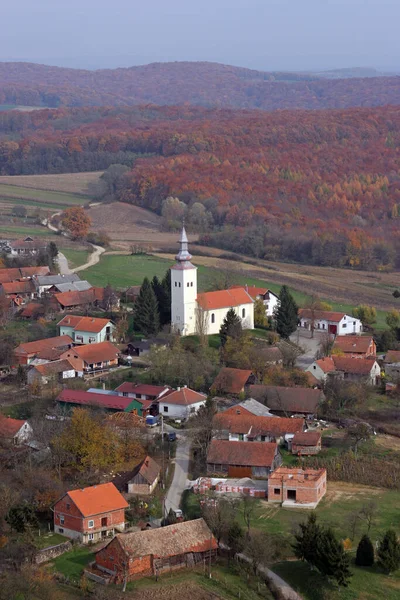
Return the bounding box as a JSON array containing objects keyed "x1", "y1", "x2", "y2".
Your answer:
[{"x1": 206, "y1": 303, "x2": 254, "y2": 335}]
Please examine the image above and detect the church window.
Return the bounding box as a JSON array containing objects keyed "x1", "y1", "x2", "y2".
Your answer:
[
  {"x1": 175, "y1": 282, "x2": 177, "y2": 287},
  {"x1": 242, "y1": 308, "x2": 245, "y2": 318},
  {"x1": 211, "y1": 313, "x2": 215, "y2": 324},
  {"x1": 179, "y1": 282, "x2": 181, "y2": 287},
  {"x1": 187, "y1": 282, "x2": 190, "y2": 287},
  {"x1": 190, "y1": 282, "x2": 193, "y2": 287}
]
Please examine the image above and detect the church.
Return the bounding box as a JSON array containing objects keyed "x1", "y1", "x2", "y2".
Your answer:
[{"x1": 171, "y1": 227, "x2": 254, "y2": 336}]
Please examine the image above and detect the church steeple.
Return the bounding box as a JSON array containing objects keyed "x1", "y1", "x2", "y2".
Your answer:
[
  {"x1": 175, "y1": 225, "x2": 192, "y2": 263},
  {"x1": 170, "y1": 225, "x2": 197, "y2": 335}
]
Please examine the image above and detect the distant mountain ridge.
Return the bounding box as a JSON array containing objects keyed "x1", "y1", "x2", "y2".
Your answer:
[{"x1": 0, "y1": 60, "x2": 399, "y2": 110}]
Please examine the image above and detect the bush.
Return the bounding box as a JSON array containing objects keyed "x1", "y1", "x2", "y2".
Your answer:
[{"x1": 356, "y1": 534, "x2": 374, "y2": 566}]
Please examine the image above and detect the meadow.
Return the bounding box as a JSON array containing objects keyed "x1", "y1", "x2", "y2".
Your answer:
[{"x1": 0, "y1": 183, "x2": 87, "y2": 205}]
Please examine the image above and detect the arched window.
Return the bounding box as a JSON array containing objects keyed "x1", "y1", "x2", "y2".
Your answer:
[
  {"x1": 175, "y1": 282, "x2": 177, "y2": 287},
  {"x1": 187, "y1": 282, "x2": 190, "y2": 287},
  {"x1": 242, "y1": 308, "x2": 245, "y2": 318},
  {"x1": 211, "y1": 313, "x2": 215, "y2": 324}
]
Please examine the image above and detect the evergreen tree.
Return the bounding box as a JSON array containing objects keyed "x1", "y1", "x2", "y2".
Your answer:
[
  {"x1": 356, "y1": 534, "x2": 375, "y2": 567},
  {"x1": 219, "y1": 308, "x2": 243, "y2": 347},
  {"x1": 133, "y1": 277, "x2": 160, "y2": 335},
  {"x1": 377, "y1": 529, "x2": 400, "y2": 574},
  {"x1": 152, "y1": 273, "x2": 171, "y2": 326},
  {"x1": 315, "y1": 528, "x2": 352, "y2": 587},
  {"x1": 292, "y1": 512, "x2": 321, "y2": 565},
  {"x1": 275, "y1": 285, "x2": 298, "y2": 339},
  {"x1": 162, "y1": 268, "x2": 172, "y2": 324}
]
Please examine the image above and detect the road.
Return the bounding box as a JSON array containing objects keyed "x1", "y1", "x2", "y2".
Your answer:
[
  {"x1": 290, "y1": 328, "x2": 325, "y2": 370},
  {"x1": 72, "y1": 244, "x2": 105, "y2": 273},
  {"x1": 164, "y1": 434, "x2": 191, "y2": 515}
]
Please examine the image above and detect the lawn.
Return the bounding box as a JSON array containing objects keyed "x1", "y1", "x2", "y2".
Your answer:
[
  {"x1": 62, "y1": 248, "x2": 91, "y2": 269},
  {"x1": 52, "y1": 547, "x2": 95, "y2": 581},
  {"x1": 0, "y1": 183, "x2": 87, "y2": 205},
  {"x1": 0, "y1": 196, "x2": 71, "y2": 211},
  {"x1": 272, "y1": 560, "x2": 400, "y2": 600},
  {"x1": 34, "y1": 532, "x2": 68, "y2": 549},
  {"x1": 0, "y1": 224, "x2": 55, "y2": 237}
]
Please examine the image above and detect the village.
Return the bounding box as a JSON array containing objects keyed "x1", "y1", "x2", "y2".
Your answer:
[{"x1": 1, "y1": 229, "x2": 400, "y2": 600}]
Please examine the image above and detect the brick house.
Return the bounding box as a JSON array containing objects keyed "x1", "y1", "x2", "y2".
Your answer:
[
  {"x1": 14, "y1": 335, "x2": 73, "y2": 366},
  {"x1": 249, "y1": 385, "x2": 323, "y2": 418},
  {"x1": 268, "y1": 467, "x2": 327, "y2": 508},
  {"x1": 53, "y1": 482, "x2": 128, "y2": 544},
  {"x1": 207, "y1": 439, "x2": 282, "y2": 478},
  {"x1": 333, "y1": 335, "x2": 376, "y2": 358},
  {"x1": 60, "y1": 341, "x2": 120, "y2": 375},
  {"x1": 290, "y1": 431, "x2": 322, "y2": 456},
  {"x1": 27, "y1": 358, "x2": 83, "y2": 385},
  {"x1": 307, "y1": 356, "x2": 381, "y2": 385},
  {"x1": 93, "y1": 518, "x2": 217, "y2": 583},
  {"x1": 210, "y1": 368, "x2": 256, "y2": 395}
]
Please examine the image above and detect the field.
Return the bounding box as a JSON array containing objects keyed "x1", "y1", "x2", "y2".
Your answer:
[
  {"x1": 62, "y1": 248, "x2": 91, "y2": 269},
  {"x1": 0, "y1": 172, "x2": 101, "y2": 195},
  {"x1": 0, "y1": 183, "x2": 88, "y2": 206},
  {"x1": 0, "y1": 222, "x2": 56, "y2": 238},
  {"x1": 52, "y1": 547, "x2": 95, "y2": 581}
]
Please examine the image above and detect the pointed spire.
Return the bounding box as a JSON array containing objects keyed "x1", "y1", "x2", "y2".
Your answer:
[{"x1": 175, "y1": 225, "x2": 192, "y2": 262}]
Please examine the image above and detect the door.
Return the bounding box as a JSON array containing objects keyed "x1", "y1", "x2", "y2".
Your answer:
[
  {"x1": 287, "y1": 489, "x2": 296, "y2": 501},
  {"x1": 228, "y1": 466, "x2": 252, "y2": 478},
  {"x1": 328, "y1": 324, "x2": 337, "y2": 335}
]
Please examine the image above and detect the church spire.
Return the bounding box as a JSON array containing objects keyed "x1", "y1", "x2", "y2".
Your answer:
[{"x1": 175, "y1": 225, "x2": 192, "y2": 263}]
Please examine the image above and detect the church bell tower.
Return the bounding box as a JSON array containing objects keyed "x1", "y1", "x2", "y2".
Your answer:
[{"x1": 170, "y1": 227, "x2": 197, "y2": 336}]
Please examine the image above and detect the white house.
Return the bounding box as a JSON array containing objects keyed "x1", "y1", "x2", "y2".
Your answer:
[
  {"x1": 307, "y1": 356, "x2": 381, "y2": 385},
  {"x1": 33, "y1": 274, "x2": 82, "y2": 297},
  {"x1": 57, "y1": 315, "x2": 115, "y2": 344},
  {"x1": 171, "y1": 228, "x2": 254, "y2": 336},
  {"x1": 159, "y1": 386, "x2": 207, "y2": 420},
  {"x1": 0, "y1": 414, "x2": 33, "y2": 445},
  {"x1": 298, "y1": 309, "x2": 362, "y2": 335},
  {"x1": 232, "y1": 285, "x2": 279, "y2": 317}
]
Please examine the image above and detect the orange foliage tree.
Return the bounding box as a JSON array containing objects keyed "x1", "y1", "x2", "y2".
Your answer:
[{"x1": 61, "y1": 206, "x2": 91, "y2": 239}]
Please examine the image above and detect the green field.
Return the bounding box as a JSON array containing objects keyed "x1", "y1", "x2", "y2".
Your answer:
[
  {"x1": 0, "y1": 224, "x2": 55, "y2": 237},
  {"x1": 0, "y1": 196, "x2": 70, "y2": 211},
  {"x1": 52, "y1": 547, "x2": 95, "y2": 581},
  {"x1": 62, "y1": 248, "x2": 91, "y2": 269},
  {"x1": 0, "y1": 183, "x2": 87, "y2": 206}
]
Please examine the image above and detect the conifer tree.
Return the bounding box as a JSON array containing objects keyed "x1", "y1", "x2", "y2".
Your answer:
[
  {"x1": 356, "y1": 534, "x2": 375, "y2": 567},
  {"x1": 377, "y1": 529, "x2": 400, "y2": 574},
  {"x1": 219, "y1": 307, "x2": 243, "y2": 346},
  {"x1": 133, "y1": 277, "x2": 160, "y2": 335},
  {"x1": 292, "y1": 512, "x2": 321, "y2": 565},
  {"x1": 275, "y1": 285, "x2": 298, "y2": 339},
  {"x1": 151, "y1": 275, "x2": 169, "y2": 326},
  {"x1": 161, "y1": 269, "x2": 172, "y2": 325},
  {"x1": 315, "y1": 528, "x2": 352, "y2": 587}
]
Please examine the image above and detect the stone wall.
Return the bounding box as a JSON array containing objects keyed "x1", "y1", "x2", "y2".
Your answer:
[{"x1": 35, "y1": 541, "x2": 72, "y2": 564}]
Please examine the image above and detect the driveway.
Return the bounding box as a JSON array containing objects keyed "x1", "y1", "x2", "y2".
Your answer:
[
  {"x1": 164, "y1": 434, "x2": 191, "y2": 515},
  {"x1": 290, "y1": 328, "x2": 325, "y2": 370}
]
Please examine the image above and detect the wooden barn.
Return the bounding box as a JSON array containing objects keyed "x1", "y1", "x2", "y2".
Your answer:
[
  {"x1": 206, "y1": 439, "x2": 281, "y2": 478},
  {"x1": 127, "y1": 456, "x2": 161, "y2": 495}
]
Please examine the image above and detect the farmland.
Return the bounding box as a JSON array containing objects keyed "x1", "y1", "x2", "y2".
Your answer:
[
  {"x1": 0, "y1": 183, "x2": 87, "y2": 206},
  {"x1": 0, "y1": 172, "x2": 101, "y2": 195}
]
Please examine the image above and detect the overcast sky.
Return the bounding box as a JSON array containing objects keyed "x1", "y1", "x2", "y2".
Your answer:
[{"x1": 1, "y1": 0, "x2": 399, "y2": 72}]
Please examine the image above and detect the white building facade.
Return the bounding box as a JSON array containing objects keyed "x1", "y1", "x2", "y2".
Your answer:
[{"x1": 299, "y1": 310, "x2": 362, "y2": 335}]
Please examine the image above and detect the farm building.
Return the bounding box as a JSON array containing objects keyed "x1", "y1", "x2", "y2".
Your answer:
[
  {"x1": 298, "y1": 309, "x2": 362, "y2": 335},
  {"x1": 249, "y1": 385, "x2": 324, "y2": 418},
  {"x1": 333, "y1": 335, "x2": 376, "y2": 358},
  {"x1": 60, "y1": 341, "x2": 120, "y2": 375},
  {"x1": 0, "y1": 415, "x2": 33, "y2": 445},
  {"x1": 27, "y1": 358, "x2": 83, "y2": 385},
  {"x1": 290, "y1": 431, "x2": 322, "y2": 456},
  {"x1": 268, "y1": 467, "x2": 327, "y2": 508},
  {"x1": 127, "y1": 456, "x2": 161, "y2": 495},
  {"x1": 307, "y1": 356, "x2": 381, "y2": 385},
  {"x1": 14, "y1": 335, "x2": 73, "y2": 366},
  {"x1": 210, "y1": 368, "x2": 256, "y2": 395},
  {"x1": 56, "y1": 389, "x2": 145, "y2": 414},
  {"x1": 207, "y1": 439, "x2": 281, "y2": 478}
]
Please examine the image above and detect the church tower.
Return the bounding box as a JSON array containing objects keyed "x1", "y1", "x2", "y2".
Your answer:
[{"x1": 170, "y1": 226, "x2": 197, "y2": 335}]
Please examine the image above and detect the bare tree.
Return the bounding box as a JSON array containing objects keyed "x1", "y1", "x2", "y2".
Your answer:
[
  {"x1": 195, "y1": 306, "x2": 209, "y2": 347},
  {"x1": 317, "y1": 332, "x2": 334, "y2": 358},
  {"x1": 359, "y1": 501, "x2": 378, "y2": 534},
  {"x1": 277, "y1": 340, "x2": 304, "y2": 368},
  {"x1": 242, "y1": 496, "x2": 256, "y2": 538},
  {"x1": 346, "y1": 422, "x2": 372, "y2": 455}
]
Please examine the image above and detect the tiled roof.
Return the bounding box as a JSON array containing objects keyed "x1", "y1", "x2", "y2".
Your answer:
[
  {"x1": 299, "y1": 309, "x2": 348, "y2": 323},
  {"x1": 115, "y1": 382, "x2": 170, "y2": 398},
  {"x1": 133, "y1": 456, "x2": 160, "y2": 485},
  {"x1": 0, "y1": 266, "x2": 49, "y2": 283},
  {"x1": 211, "y1": 368, "x2": 253, "y2": 394},
  {"x1": 9, "y1": 238, "x2": 47, "y2": 250},
  {"x1": 332, "y1": 356, "x2": 379, "y2": 375},
  {"x1": 215, "y1": 409, "x2": 304, "y2": 436},
  {"x1": 231, "y1": 285, "x2": 277, "y2": 300},
  {"x1": 197, "y1": 288, "x2": 254, "y2": 311},
  {"x1": 35, "y1": 274, "x2": 80, "y2": 286},
  {"x1": 113, "y1": 518, "x2": 217, "y2": 558},
  {"x1": 61, "y1": 341, "x2": 119, "y2": 364},
  {"x1": 207, "y1": 439, "x2": 277, "y2": 467},
  {"x1": 54, "y1": 287, "x2": 105, "y2": 308},
  {"x1": 314, "y1": 357, "x2": 336, "y2": 373},
  {"x1": 64, "y1": 482, "x2": 128, "y2": 517},
  {"x1": 57, "y1": 388, "x2": 131, "y2": 411},
  {"x1": 249, "y1": 385, "x2": 323, "y2": 413},
  {"x1": 1, "y1": 280, "x2": 35, "y2": 294},
  {"x1": 268, "y1": 467, "x2": 326, "y2": 484},
  {"x1": 31, "y1": 359, "x2": 76, "y2": 376},
  {"x1": 20, "y1": 302, "x2": 45, "y2": 318},
  {"x1": 385, "y1": 350, "x2": 400, "y2": 364},
  {"x1": 14, "y1": 335, "x2": 73, "y2": 356},
  {"x1": 0, "y1": 414, "x2": 26, "y2": 438},
  {"x1": 161, "y1": 387, "x2": 206, "y2": 406},
  {"x1": 107, "y1": 412, "x2": 145, "y2": 427},
  {"x1": 291, "y1": 431, "x2": 322, "y2": 446},
  {"x1": 333, "y1": 335, "x2": 374, "y2": 354},
  {"x1": 58, "y1": 315, "x2": 112, "y2": 333}
]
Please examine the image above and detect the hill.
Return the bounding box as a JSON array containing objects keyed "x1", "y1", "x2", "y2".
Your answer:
[{"x1": 0, "y1": 61, "x2": 400, "y2": 110}]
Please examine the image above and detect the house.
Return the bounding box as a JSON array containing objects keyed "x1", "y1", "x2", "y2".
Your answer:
[
  {"x1": 171, "y1": 227, "x2": 254, "y2": 336},
  {"x1": 126, "y1": 338, "x2": 168, "y2": 357},
  {"x1": 115, "y1": 383, "x2": 171, "y2": 402},
  {"x1": 333, "y1": 335, "x2": 376, "y2": 358},
  {"x1": 384, "y1": 350, "x2": 400, "y2": 380},
  {"x1": 207, "y1": 439, "x2": 282, "y2": 478},
  {"x1": 298, "y1": 309, "x2": 362, "y2": 335},
  {"x1": 33, "y1": 274, "x2": 82, "y2": 297},
  {"x1": 125, "y1": 285, "x2": 142, "y2": 303},
  {"x1": 27, "y1": 358, "x2": 83, "y2": 385},
  {"x1": 159, "y1": 386, "x2": 207, "y2": 420},
  {"x1": 56, "y1": 389, "x2": 145, "y2": 414},
  {"x1": 0, "y1": 414, "x2": 33, "y2": 445},
  {"x1": 307, "y1": 356, "x2": 381, "y2": 385},
  {"x1": 127, "y1": 456, "x2": 161, "y2": 495},
  {"x1": 14, "y1": 335, "x2": 73, "y2": 366},
  {"x1": 233, "y1": 398, "x2": 277, "y2": 418},
  {"x1": 291, "y1": 431, "x2": 322, "y2": 456},
  {"x1": 268, "y1": 467, "x2": 327, "y2": 508},
  {"x1": 53, "y1": 482, "x2": 128, "y2": 544},
  {"x1": 0, "y1": 280, "x2": 36, "y2": 304},
  {"x1": 210, "y1": 368, "x2": 256, "y2": 395},
  {"x1": 8, "y1": 237, "x2": 48, "y2": 256},
  {"x1": 231, "y1": 285, "x2": 279, "y2": 317},
  {"x1": 0, "y1": 266, "x2": 50, "y2": 284},
  {"x1": 60, "y1": 341, "x2": 120, "y2": 375},
  {"x1": 93, "y1": 519, "x2": 217, "y2": 583},
  {"x1": 58, "y1": 315, "x2": 115, "y2": 344},
  {"x1": 20, "y1": 302, "x2": 46, "y2": 319},
  {"x1": 54, "y1": 287, "x2": 118, "y2": 311},
  {"x1": 249, "y1": 385, "x2": 324, "y2": 418},
  {"x1": 214, "y1": 406, "x2": 304, "y2": 443}
]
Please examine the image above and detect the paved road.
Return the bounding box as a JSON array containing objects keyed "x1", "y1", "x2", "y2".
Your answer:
[
  {"x1": 164, "y1": 434, "x2": 191, "y2": 515},
  {"x1": 57, "y1": 252, "x2": 71, "y2": 275},
  {"x1": 290, "y1": 329, "x2": 325, "y2": 370}
]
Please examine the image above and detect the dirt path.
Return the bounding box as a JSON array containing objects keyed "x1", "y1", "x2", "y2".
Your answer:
[{"x1": 72, "y1": 244, "x2": 105, "y2": 274}]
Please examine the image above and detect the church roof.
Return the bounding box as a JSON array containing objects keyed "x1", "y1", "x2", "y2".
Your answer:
[{"x1": 197, "y1": 288, "x2": 254, "y2": 311}]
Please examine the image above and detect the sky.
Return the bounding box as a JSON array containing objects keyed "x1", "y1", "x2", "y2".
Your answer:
[{"x1": 1, "y1": 0, "x2": 399, "y2": 72}]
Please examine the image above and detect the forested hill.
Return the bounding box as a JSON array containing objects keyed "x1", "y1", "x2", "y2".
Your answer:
[{"x1": 0, "y1": 61, "x2": 399, "y2": 110}]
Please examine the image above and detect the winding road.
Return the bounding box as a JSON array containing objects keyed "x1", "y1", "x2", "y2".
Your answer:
[{"x1": 165, "y1": 434, "x2": 191, "y2": 515}]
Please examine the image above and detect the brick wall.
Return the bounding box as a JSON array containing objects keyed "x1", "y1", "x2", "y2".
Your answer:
[
  {"x1": 96, "y1": 538, "x2": 153, "y2": 582},
  {"x1": 268, "y1": 471, "x2": 327, "y2": 504},
  {"x1": 54, "y1": 495, "x2": 125, "y2": 536}
]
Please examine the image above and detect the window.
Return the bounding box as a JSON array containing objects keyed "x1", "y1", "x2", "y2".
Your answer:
[
  {"x1": 242, "y1": 308, "x2": 245, "y2": 318},
  {"x1": 211, "y1": 313, "x2": 215, "y2": 324},
  {"x1": 313, "y1": 365, "x2": 316, "y2": 370},
  {"x1": 239, "y1": 434, "x2": 244, "y2": 441},
  {"x1": 88, "y1": 520, "x2": 94, "y2": 529},
  {"x1": 342, "y1": 324, "x2": 347, "y2": 328},
  {"x1": 88, "y1": 533, "x2": 94, "y2": 541},
  {"x1": 59, "y1": 528, "x2": 64, "y2": 534},
  {"x1": 179, "y1": 282, "x2": 181, "y2": 287},
  {"x1": 66, "y1": 503, "x2": 70, "y2": 510},
  {"x1": 175, "y1": 282, "x2": 177, "y2": 287},
  {"x1": 274, "y1": 488, "x2": 280, "y2": 495},
  {"x1": 190, "y1": 282, "x2": 193, "y2": 287},
  {"x1": 89, "y1": 337, "x2": 96, "y2": 343},
  {"x1": 353, "y1": 321, "x2": 356, "y2": 325},
  {"x1": 163, "y1": 406, "x2": 168, "y2": 413},
  {"x1": 60, "y1": 515, "x2": 65, "y2": 525}
]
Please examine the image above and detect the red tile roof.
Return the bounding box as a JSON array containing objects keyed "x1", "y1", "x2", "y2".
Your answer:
[
  {"x1": 385, "y1": 350, "x2": 400, "y2": 364},
  {"x1": 0, "y1": 266, "x2": 49, "y2": 284},
  {"x1": 14, "y1": 335, "x2": 73, "y2": 357},
  {"x1": 9, "y1": 238, "x2": 47, "y2": 250},
  {"x1": 61, "y1": 341, "x2": 119, "y2": 365},
  {"x1": 211, "y1": 368, "x2": 253, "y2": 394},
  {"x1": 57, "y1": 315, "x2": 112, "y2": 333},
  {"x1": 299, "y1": 309, "x2": 347, "y2": 323},
  {"x1": 215, "y1": 410, "x2": 304, "y2": 436},
  {"x1": 0, "y1": 414, "x2": 26, "y2": 438},
  {"x1": 1, "y1": 280, "x2": 35, "y2": 295},
  {"x1": 291, "y1": 431, "x2": 322, "y2": 446},
  {"x1": 57, "y1": 388, "x2": 132, "y2": 411},
  {"x1": 249, "y1": 385, "x2": 323, "y2": 414},
  {"x1": 115, "y1": 382, "x2": 170, "y2": 398},
  {"x1": 197, "y1": 288, "x2": 253, "y2": 311},
  {"x1": 54, "y1": 287, "x2": 105, "y2": 308},
  {"x1": 32, "y1": 359, "x2": 76, "y2": 376},
  {"x1": 64, "y1": 483, "x2": 128, "y2": 517},
  {"x1": 231, "y1": 285, "x2": 276, "y2": 300},
  {"x1": 333, "y1": 335, "x2": 375, "y2": 354},
  {"x1": 136, "y1": 456, "x2": 160, "y2": 485},
  {"x1": 20, "y1": 302, "x2": 45, "y2": 318},
  {"x1": 332, "y1": 356, "x2": 379, "y2": 375},
  {"x1": 207, "y1": 439, "x2": 277, "y2": 467},
  {"x1": 162, "y1": 387, "x2": 206, "y2": 406},
  {"x1": 314, "y1": 357, "x2": 336, "y2": 373}
]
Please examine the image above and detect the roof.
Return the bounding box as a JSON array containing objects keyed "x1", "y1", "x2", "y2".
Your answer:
[
  {"x1": 207, "y1": 439, "x2": 277, "y2": 467},
  {"x1": 211, "y1": 368, "x2": 253, "y2": 394},
  {"x1": 161, "y1": 387, "x2": 206, "y2": 406},
  {"x1": 197, "y1": 288, "x2": 254, "y2": 311},
  {"x1": 331, "y1": 356, "x2": 379, "y2": 375},
  {"x1": 58, "y1": 315, "x2": 112, "y2": 333},
  {"x1": 54, "y1": 287, "x2": 105, "y2": 308},
  {"x1": 107, "y1": 411, "x2": 145, "y2": 427},
  {"x1": 115, "y1": 382, "x2": 170, "y2": 398},
  {"x1": 63, "y1": 482, "x2": 128, "y2": 517},
  {"x1": 131, "y1": 456, "x2": 160, "y2": 485},
  {"x1": 268, "y1": 467, "x2": 326, "y2": 484},
  {"x1": 31, "y1": 359, "x2": 76, "y2": 376},
  {"x1": 57, "y1": 388, "x2": 132, "y2": 411},
  {"x1": 9, "y1": 238, "x2": 47, "y2": 250},
  {"x1": 1, "y1": 280, "x2": 35, "y2": 295},
  {"x1": 333, "y1": 335, "x2": 374, "y2": 354},
  {"x1": 385, "y1": 350, "x2": 400, "y2": 364},
  {"x1": 35, "y1": 274, "x2": 80, "y2": 286},
  {"x1": 62, "y1": 341, "x2": 119, "y2": 364},
  {"x1": 111, "y1": 518, "x2": 217, "y2": 558},
  {"x1": 291, "y1": 431, "x2": 322, "y2": 446},
  {"x1": 249, "y1": 385, "x2": 323, "y2": 414},
  {"x1": 215, "y1": 409, "x2": 304, "y2": 436},
  {"x1": 0, "y1": 414, "x2": 26, "y2": 438},
  {"x1": 20, "y1": 302, "x2": 45, "y2": 318},
  {"x1": 231, "y1": 285, "x2": 278, "y2": 300},
  {"x1": 236, "y1": 398, "x2": 277, "y2": 417},
  {"x1": 299, "y1": 309, "x2": 349, "y2": 323},
  {"x1": 55, "y1": 281, "x2": 93, "y2": 293},
  {"x1": 14, "y1": 335, "x2": 73, "y2": 356},
  {"x1": 313, "y1": 357, "x2": 336, "y2": 373},
  {"x1": 0, "y1": 266, "x2": 49, "y2": 283}
]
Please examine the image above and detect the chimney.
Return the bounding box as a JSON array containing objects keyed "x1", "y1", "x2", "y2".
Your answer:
[
  {"x1": 184, "y1": 384, "x2": 187, "y2": 388},
  {"x1": 177, "y1": 387, "x2": 181, "y2": 391},
  {"x1": 102, "y1": 383, "x2": 106, "y2": 390},
  {"x1": 245, "y1": 283, "x2": 248, "y2": 292}
]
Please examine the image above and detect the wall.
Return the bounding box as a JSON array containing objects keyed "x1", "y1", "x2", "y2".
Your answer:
[
  {"x1": 206, "y1": 303, "x2": 254, "y2": 336},
  {"x1": 171, "y1": 265, "x2": 198, "y2": 335},
  {"x1": 337, "y1": 316, "x2": 362, "y2": 335},
  {"x1": 35, "y1": 541, "x2": 72, "y2": 564},
  {"x1": 160, "y1": 400, "x2": 205, "y2": 420}
]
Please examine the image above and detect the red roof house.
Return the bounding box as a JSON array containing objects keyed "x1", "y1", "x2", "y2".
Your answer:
[
  {"x1": 268, "y1": 467, "x2": 327, "y2": 508},
  {"x1": 291, "y1": 431, "x2": 322, "y2": 456},
  {"x1": 159, "y1": 386, "x2": 207, "y2": 420},
  {"x1": 0, "y1": 414, "x2": 33, "y2": 445},
  {"x1": 56, "y1": 389, "x2": 139, "y2": 413},
  {"x1": 60, "y1": 341, "x2": 120, "y2": 374},
  {"x1": 214, "y1": 406, "x2": 304, "y2": 442},
  {"x1": 210, "y1": 368, "x2": 255, "y2": 395},
  {"x1": 115, "y1": 382, "x2": 171, "y2": 401},
  {"x1": 14, "y1": 335, "x2": 73, "y2": 365},
  {"x1": 207, "y1": 439, "x2": 281, "y2": 478},
  {"x1": 333, "y1": 335, "x2": 376, "y2": 358}
]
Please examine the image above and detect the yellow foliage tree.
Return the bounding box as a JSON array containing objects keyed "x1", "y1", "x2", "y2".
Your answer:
[
  {"x1": 254, "y1": 298, "x2": 268, "y2": 328},
  {"x1": 61, "y1": 206, "x2": 91, "y2": 239}
]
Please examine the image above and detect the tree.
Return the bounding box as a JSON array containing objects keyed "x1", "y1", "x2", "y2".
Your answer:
[
  {"x1": 314, "y1": 527, "x2": 352, "y2": 587},
  {"x1": 133, "y1": 277, "x2": 160, "y2": 335},
  {"x1": 352, "y1": 305, "x2": 377, "y2": 327},
  {"x1": 61, "y1": 206, "x2": 91, "y2": 239},
  {"x1": 195, "y1": 306, "x2": 209, "y2": 347},
  {"x1": 202, "y1": 496, "x2": 237, "y2": 545},
  {"x1": 219, "y1": 308, "x2": 242, "y2": 347},
  {"x1": 277, "y1": 339, "x2": 303, "y2": 368},
  {"x1": 222, "y1": 332, "x2": 253, "y2": 369},
  {"x1": 292, "y1": 512, "x2": 321, "y2": 565},
  {"x1": 5, "y1": 503, "x2": 39, "y2": 533},
  {"x1": 386, "y1": 309, "x2": 400, "y2": 330},
  {"x1": 242, "y1": 496, "x2": 255, "y2": 537},
  {"x1": 161, "y1": 269, "x2": 172, "y2": 325},
  {"x1": 254, "y1": 298, "x2": 268, "y2": 328},
  {"x1": 151, "y1": 275, "x2": 170, "y2": 327},
  {"x1": 393, "y1": 290, "x2": 400, "y2": 299},
  {"x1": 47, "y1": 241, "x2": 58, "y2": 261},
  {"x1": 304, "y1": 296, "x2": 331, "y2": 338},
  {"x1": 12, "y1": 205, "x2": 27, "y2": 218},
  {"x1": 226, "y1": 521, "x2": 245, "y2": 563},
  {"x1": 359, "y1": 500, "x2": 378, "y2": 534},
  {"x1": 377, "y1": 529, "x2": 400, "y2": 574},
  {"x1": 275, "y1": 285, "x2": 298, "y2": 339},
  {"x1": 346, "y1": 422, "x2": 372, "y2": 455},
  {"x1": 115, "y1": 314, "x2": 129, "y2": 343},
  {"x1": 245, "y1": 530, "x2": 282, "y2": 573},
  {"x1": 356, "y1": 534, "x2": 375, "y2": 566}
]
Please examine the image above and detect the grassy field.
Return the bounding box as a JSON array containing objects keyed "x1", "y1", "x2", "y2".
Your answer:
[
  {"x1": 0, "y1": 196, "x2": 71, "y2": 211},
  {"x1": 0, "y1": 183, "x2": 88, "y2": 205},
  {"x1": 0, "y1": 223, "x2": 55, "y2": 237},
  {"x1": 34, "y1": 532, "x2": 68, "y2": 549},
  {"x1": 52, "y1": 547, "x2": 95, "y2": 581},
  {"x1": 0, "y1": 172, "x2": 101, "y2": 195},
  {"x1": 62, "y1": 248, "x2": 91, "y2": 269}
]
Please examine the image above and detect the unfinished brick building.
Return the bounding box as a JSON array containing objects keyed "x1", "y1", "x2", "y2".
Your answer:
[{"x1": 268, "y1": 467, "x2": 327, "y2": 509}]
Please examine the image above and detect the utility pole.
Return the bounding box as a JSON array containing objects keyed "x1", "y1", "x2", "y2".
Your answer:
[{"x1": 161, "y1": 415, "x2": 165, "y2": 490}]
